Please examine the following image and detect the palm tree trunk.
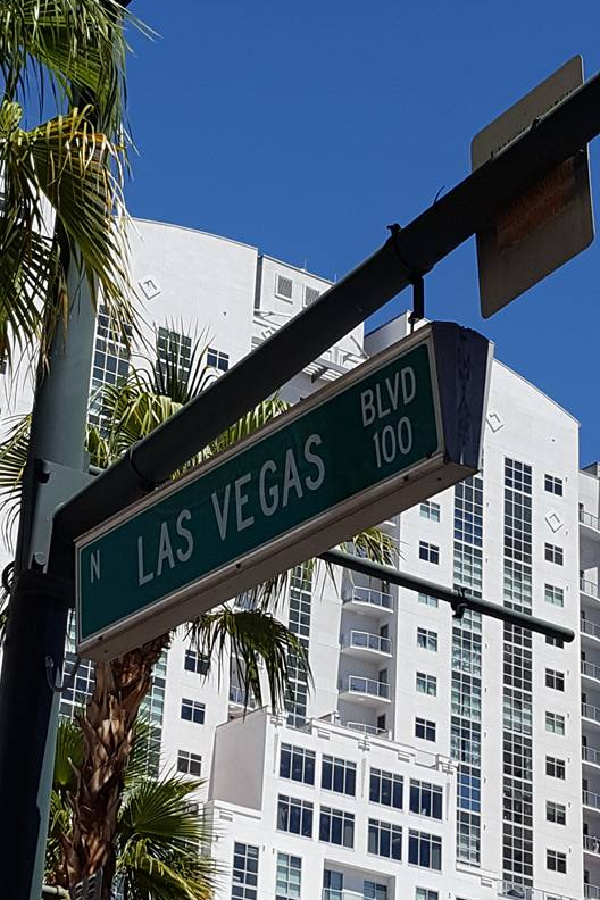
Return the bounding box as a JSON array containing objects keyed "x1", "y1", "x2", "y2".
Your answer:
[{"x1": 61, "y1": 634, "x2": 170, "y2": 899}]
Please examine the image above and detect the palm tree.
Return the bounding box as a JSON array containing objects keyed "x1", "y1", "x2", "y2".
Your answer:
[
  {"x1": 0, "y1": 328, "x2": 396, "y2": 898},
  {"x1": 47, "y1": 718, "x2": 216, "y2": 899}
]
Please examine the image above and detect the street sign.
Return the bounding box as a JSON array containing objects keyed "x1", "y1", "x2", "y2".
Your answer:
[
  {"x1": 472, "y1": 56, "x2": 594, "y2": 318},
  {"x1": 76, "y1": 322, "x2": 492, "y2": 660}
]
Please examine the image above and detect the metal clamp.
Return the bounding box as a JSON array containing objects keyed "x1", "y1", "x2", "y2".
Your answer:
[
  {"x1": 386, "y1": 224, "x2": 428, "y2": 332},
  {"x1": 451, "y1": 588, "x2": 468, "y2": 620}
]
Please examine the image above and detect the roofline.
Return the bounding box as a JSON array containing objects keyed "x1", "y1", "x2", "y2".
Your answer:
[{"x1": 132, "y1": 216, "x2": 259, "y2": 253}]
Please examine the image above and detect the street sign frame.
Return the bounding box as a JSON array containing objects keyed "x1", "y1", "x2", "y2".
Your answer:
[
  {"x1": 76, "y1": 322, "x2": 492, "y2": 660},
  {"x1": 472, "y1": 55, "x2": 594, "y2": 318}
]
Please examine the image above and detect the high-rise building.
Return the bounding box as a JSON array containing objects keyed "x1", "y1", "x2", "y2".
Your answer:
[{"x1": 1, "y1": 219, "x2": 595, "y2": 900}]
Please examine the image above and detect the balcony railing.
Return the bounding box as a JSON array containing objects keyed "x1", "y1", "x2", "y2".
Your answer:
[
  {"x1": 228, "y1": 685, "x2": 257, "y2": 708},
  {"x1": 322, "y1": 891, "x2": 375, "y2": 900},
  {"x1": 585, "y1": 886, "x2": 600, "y2": 900},
  {"x1": 584, "y1": 834, "x2": 600, "y2": 855},
  {"x1": 583, "y1": 619, "x2": 600, "y2": 641},
  {"x1": 500, "y1": 885, "x2": 588, "y2": 900},
  {"x1": 583, "y1": 745, "x2": 600, "y2": 766},
  {"x1": 345, "y1": 676, "x2": 390, "y2": 699},
  {"x1": 345, "y1": 721, "x2": 389, "y2": 738},
  {"x1": 583, "y1": 702, "x2": 600, "y2": 724},
  {"x1": 345, "y1": 585, "x2": 393, "y2": 610},
  {"x1": 341, "y1": 631, "x2": 392, "y2": 654},
  {"x1": 582, "y1": 578, "x2": 600, "y2": 599},
  {"x1": 583, "y1": 661, "x2": 600, "y2": 682},
  {"x1": 581, "y1": 508, "x2": 600, "y2": 532},
  {"x1": 583, "y1": 789, "x2": 600, "y2": 810}
]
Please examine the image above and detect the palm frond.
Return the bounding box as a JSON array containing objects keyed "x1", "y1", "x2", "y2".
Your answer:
[
  {"x1": 0, "y1": 0, "x2": 151, "y2": 141},
  {"x1": 53, "y1": 718, "x2": 83, "y2": 797},
  {"x1": 0, "y1": 412, "x2": 29, "y2": 548},
  {"x1": 189, "y1": 607, "x2": 311, "y2": 713}
]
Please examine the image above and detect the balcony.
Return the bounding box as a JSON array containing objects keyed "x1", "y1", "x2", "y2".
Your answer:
[
  {"x1": 339, "y1": 675, "x2": 391, "y2": 706},
  {"x1": 345, "y1": 720, "x2": 390, "y2": 739},
  {"x1": 583, "y1": 661, "x2": 600, "y2": 686},
  {"x1": 586, "y1": 886, "x2": 600, "y2": 900},
  {"x1": 583, "y1": 745, "x2": 600, "y2": 768},
  {"x1": 583, "y1": 789, "x2": 600, "y2": 813},
  {"x1": 342, "y1": 585, "x2": 393, "y2": 615},
  {"x1": 581, "y1": 507, "x2": 600, "y2": 539},
  {"x1": 323, "y1": 892, "x2": 381, "y2": 900},
  {"x1": 585, "y1": 834, "x2": 600, "y2": 857},
  {"x1": 583, "y1": 703, "x2": 600, "y2": 727},
  {"x1": 582, "y1": 578, "x2": 600, "y2": 600},
  {"x1": 500, "y1": 886, "x2": 585, "y2": 900},
  {"x1": 228, "y1": 684, "x2": 257, "y2": 717},
  {"x1": 583, "y1": 619, "x2": 600, "y2": 643},
  {"x1": 341, "y1": 631, "x2": 392, "y2": 659}
]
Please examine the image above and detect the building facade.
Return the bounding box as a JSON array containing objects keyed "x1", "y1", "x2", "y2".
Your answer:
[{"x1": 1, "y1": 219, "x2": 595, "y2": 900}]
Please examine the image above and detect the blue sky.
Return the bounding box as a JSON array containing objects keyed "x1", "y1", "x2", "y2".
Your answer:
[{"x1": 126, "y1": 1, "x2": 600, "y2": 464}]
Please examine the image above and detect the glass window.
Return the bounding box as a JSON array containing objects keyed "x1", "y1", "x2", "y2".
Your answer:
[
  {"x1": 544, "y1": 583, "x2": 564, "y2": 607},
  {"x1": 275, "y1": 853, "x2": 301, "y2": 900},
  {"x1": 321, "y1": 755, "x2": 357, "y2": 796},
  {"x1": 547, "y1": 849, "x2": 567, "y2": 873},
  {"x1": 546, "y1": 755, "x2": 566, "y2": 779},
  {"x1": 417, "y1": 628, "x2": 438, "y2": 651},
  {"x1": 545, "y1": 668, "x2": 565, "y2": 691},
  {"x1": 418, "y1": 593, "x2": 439, "y2": 608},
  {"x1": 367, "y1": 818, "x2": 402, "y2": 860},
  {"x1": 364, "y1": 882, "x2": 387, "y2": 900},
  {"x1": 176, "y1": 749, "x2": 201, "y2": 776},
  {"x1": 415, "y1": 718, "x2": 436, "y2": 741},
  {"x1": 369, "y1": 768, "x2": 403, "y2": 809},
  {"x1": 279, "y1": 743, "x2": 315, "y2": 785},
  {"x1": 416, "y1": 672, "x2": 437, "y2": 696},
  {"x1": 207, "y1": 346, "x2": 229, "y2": 372},
  {"x1": 545, "y1": 712, "x2": 566, "y2": 735},
  {"x1": 408, "y1": 830, "x2": 442, "y2": 870},
  {"x1": 318, "y1": 806, "x2": 354, "y2": 848},
  {"x1": 416, "y1": 891, "x2": 438, "y2": 900},
  {"x1": 409, "y1": 779, "x2": 443, "y2": 819},
  {"x1": 184, "y1": 649, "x2": 209, "y2": 675},
  {"x1": 546, "y1": 635, "x2": 565, "y2": 649},
  {"x1": 419, "y1": 541, "x2": 440, "y2": 564},
  {"x1": 232, "y1": 842, "x2": 259, "y2": 900},
  {"x1": 181, "y1": 698, "x2": 205, "y2": 724},
  {"x1": 420, "y1": 501, "x2": 441, "y2": 522},
  {"x1": 546, "y1": 801, "x2": 566, "y2": 825},
  {"x1": 276, "y1": 274, "x2": 293, "y2": 300},
  {"x1": 544, "y1": 474, "x2": 563, "y2": 496},
  {"x1": 276, "y1": 794, "x2": 313, "y2": 837},
  {"x1": 544, "y1": 543, "x2": 564, "y2": 565}
]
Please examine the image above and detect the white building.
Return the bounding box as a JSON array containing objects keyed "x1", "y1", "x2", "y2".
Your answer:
[{"x1": 4, "y1": 219, "x2": 596, "y2": 900}]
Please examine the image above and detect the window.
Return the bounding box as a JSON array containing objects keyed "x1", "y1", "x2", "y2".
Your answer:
[
  {"x1": 408, "y1": 830, "x2": 442, "y2": 870},
  {"x1": 544, "y1": 583, "x2": 565, "y2": 607},
  {"x1": 89, "y1": 302, "x2": 131, "y2": 429},
  {"x1": 321, "y1": 755, "x2": 356, "y2": 796},
  {"x1": 547, "y1": 849, "x2": 567, "y2": 873},
  {"x1": 181, "y1": 698, "x2": 205, "y2": 724},
  {"x1": 409, "y1": 779, "x2": 443, "y2": 819},
  {"x1": 232, "y1": 842, "x2": 259, "y2": 900},
  {"x1": 276, "y1": 274, "x2": 293, "y2": 300},
  {"x1": 276, "y1": 794, "x2": 313, "y2": 837},
  {"x1": 416, "y1": 891, "x2": 438, "y2": 900},
  {"x1": 419, "y1": 542, "x2": 440, "y2": 564},
  {"x1": 415, "y1": 718, "x2": 436, "y2": 741},
  {"x1": 176, "y1": 750, "x2": 201, "y2": 776},
  {"x1": 546, "y1": 635, "x2": 565, "y2": 649},
  {"x1": 318, "y1": 806, "x2": 354, "y2": 848},
  {"x1": 184, "y1": 649, "x2": 209, "y2": 675},
  {"x1": 418, "y1": 593, "x2": 439, "y2": 608},
  {"x1": 546, "y1": 801, "x2": 566, "y2": 825},
  {"x1": 420, "y1": 501, "x2": 441, "y2": 523},
  {"x1": 275, "y1": 853, "x2": 301, "y2": 900},
  {"x1": 304, "y1": 286, "x2": 320, "y2": 306},
  {"x1": 369, "y1": 768, "x2": 402, "y2": 808},
  {"x1": 544, "y1": 474, "x2": 563, "y2": 496},
  {"x1": 544, "y1": 543, "x2": 563, "y2": 565},
  {"x1": 545, "y1": 668, "x2": 565, "y2": 692},
  {"x1": 417, "y1": 628, "x2": 438, "y2": 651},
  {"x1": 157, "y1": 327, "x2": 192, "y2": 381},
  {"x1": 207, "y1": 347, "x2": 229, "y2": 372},
  {"x1": 364, "y1": 883, "x2": 387, "y2": 900},
  {"x1": 367, "y1": 818, "x2": 402, "y2": 860},
  {"x1": 545, "y1": 712, "x2": 565, "y2": 735},
  {"x1": 416, "y1": 672, "x2": 437, "y2": 696},
  {"x1": 280, "y1": 743, "x2": 315, "y2": 785},
  {"x1": 546, "y1": 755, "x2": 566, "y2": 779}
]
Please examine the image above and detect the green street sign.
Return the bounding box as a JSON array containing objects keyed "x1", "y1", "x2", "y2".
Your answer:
[{"x1": 76, "y1": 322, "x2": 492, "y2": 660}]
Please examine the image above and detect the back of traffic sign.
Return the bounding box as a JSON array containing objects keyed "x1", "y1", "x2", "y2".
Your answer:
[{"x1": 472, "y1": 56, "x2": 594, "y2": 318}]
